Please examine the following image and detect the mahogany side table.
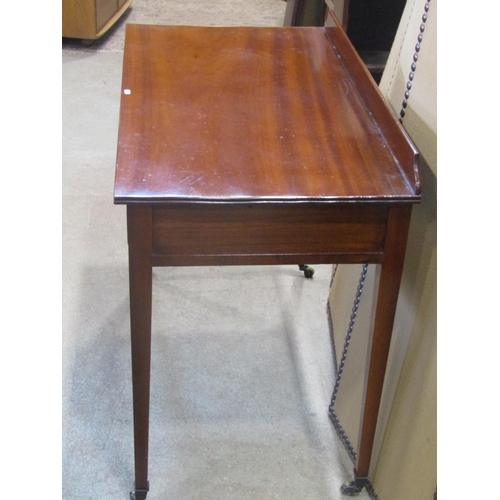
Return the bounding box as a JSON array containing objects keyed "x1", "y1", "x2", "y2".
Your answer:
[{"x1": 114, "y1": 21, "x2": 420, "y2": 499}]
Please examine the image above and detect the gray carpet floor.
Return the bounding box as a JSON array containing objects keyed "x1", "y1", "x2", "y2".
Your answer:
[{"x1": 62, "y1": 1, "x2": 372, "y2": 498}]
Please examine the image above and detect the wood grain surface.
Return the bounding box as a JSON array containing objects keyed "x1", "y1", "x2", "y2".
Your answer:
[
  {"x1": 151, "y1": 202, "x2": 388, "y2": 265},
  {"x1": 114, "y1": 25, "x2": 419, "y2": 204}
]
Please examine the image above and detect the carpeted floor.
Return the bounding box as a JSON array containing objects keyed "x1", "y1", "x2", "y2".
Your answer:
[
  {"x1": 62, "y1": 1, "x2": 374, "y2": 498},
  {"x1": 62, "y1": 0, "x2": 287, "y2": 52}
]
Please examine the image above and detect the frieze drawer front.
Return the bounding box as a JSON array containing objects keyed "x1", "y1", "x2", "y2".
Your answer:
[{"x1": 151, "y1": 203, "x2": 388, "y2": 265}]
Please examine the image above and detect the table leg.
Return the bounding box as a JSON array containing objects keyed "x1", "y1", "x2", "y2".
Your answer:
[
  {"x1": 341, "y1": 205, "x2": 412, "y2": 496},
  {"x1": 127, "y1": 205, "x2": 153, "y2": 500}
]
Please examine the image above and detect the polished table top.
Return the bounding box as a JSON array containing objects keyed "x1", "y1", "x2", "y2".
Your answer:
[{"x1": 114, "y1": 24, "x2": 420, "y2": 205}]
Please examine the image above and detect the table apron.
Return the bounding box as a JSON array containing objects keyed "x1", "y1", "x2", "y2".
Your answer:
[{"x1": 149, "y1": 203, "x2": 389, "y2": 266}]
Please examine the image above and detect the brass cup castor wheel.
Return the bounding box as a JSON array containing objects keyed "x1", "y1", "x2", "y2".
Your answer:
[
  {"x1": 340, "y1": 477, "x2": 369, "y2": 496},
  {"x1": 299, "y1": 264, "x2": 314, "y2": 278},
  {"x1": 130, "y1": 481, "x2": 149, "y2": 500}
]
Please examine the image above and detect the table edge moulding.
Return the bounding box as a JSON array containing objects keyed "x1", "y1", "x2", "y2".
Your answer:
[{"x1": 114, "y1": 16, "x2": 420, "y2": 500}]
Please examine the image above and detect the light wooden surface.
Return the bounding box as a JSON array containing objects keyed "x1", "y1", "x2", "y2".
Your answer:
[{"x1": 62, "y1": 0, "x2": 133, "y2": 40}]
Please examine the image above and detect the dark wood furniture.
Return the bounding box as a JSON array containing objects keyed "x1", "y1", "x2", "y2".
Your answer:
[
  {"x1": 114, "y1": 19, "x2": 420, "y2": 499},
  {"x1": 284, "y1": 0, "x2": 326, "y2": 27},
  {"x1": 286, "y1": 0, "x2": 406, "y2": 83},
  {"x1": 343, "y1": 0, "x2": 406, "y2": 82}
]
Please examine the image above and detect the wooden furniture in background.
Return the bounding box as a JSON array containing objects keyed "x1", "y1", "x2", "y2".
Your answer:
[
  {"x1": 283, "y1": 0, "x2": 326, "y2": 27},
  {"x1": 286, "y1": 0, "x2": 405, "y2": 83},
  {"x1": 114, "y1": 21, "x2": 420, "y2": 500},
  {"x1": 62, "y1": 0, "x2": 133, "y2": 41},
  {"x1": 341, "y1": 0, "x2": 406, "y2": 82}
]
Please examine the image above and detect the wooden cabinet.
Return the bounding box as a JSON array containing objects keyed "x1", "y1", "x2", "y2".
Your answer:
[
  {"x1": 62, "y1": 0, "x2": 133, "y2": 40},
  {"x1": 287, "y1": 0, "x2": 405, "y2": 83},
  {"x1": 327, "y1": 0, "x2": 405, "y2": 82}
]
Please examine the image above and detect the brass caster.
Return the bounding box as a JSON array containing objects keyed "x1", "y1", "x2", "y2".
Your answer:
[
  {"x1": 130, "y1": 481, "x2": 149, "y2": 500},
  {"x1": 130, "y1": 490, "x2": 148, "y2": 500},
  {"x1": 341, "y1": 482, "x2": 362, "y2": 496},
  {"x1": 340, "y1": 476, "x2": 369, "y2": 496},
  {"x1": 298, "y1": 264, "x2": 314, "y2": 278}
]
